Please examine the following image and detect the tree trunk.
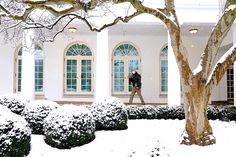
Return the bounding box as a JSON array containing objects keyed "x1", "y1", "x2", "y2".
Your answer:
[{"x1": 181, "y1": 75, "x2": 216, "y2": 146}]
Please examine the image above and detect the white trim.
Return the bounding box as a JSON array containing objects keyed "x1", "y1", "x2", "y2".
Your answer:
[{"x1": 63, "y1": 42, "x2": 94, "y2": 96}]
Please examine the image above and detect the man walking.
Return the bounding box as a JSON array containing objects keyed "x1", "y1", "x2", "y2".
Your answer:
[{"x1": 129, "y1": 68, "x2": 145, "y2": 105}]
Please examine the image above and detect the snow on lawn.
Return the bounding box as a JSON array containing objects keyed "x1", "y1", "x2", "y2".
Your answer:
[{"x1": 27, "y1": 119, "x2": 236, "y2": 157}]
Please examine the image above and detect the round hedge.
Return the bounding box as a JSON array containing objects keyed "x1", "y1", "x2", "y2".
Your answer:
[
  {"x1": 0, "y1": 106, "x2": 31, "y2": 157},
  {"x1": 0, "y1": 94, "x2": 28, "y2": 115},
  {"x1": 90, "y1": 97, "x2": 128, "y2": 130},
  {"x1": 22, "y1": 100, "x2": 60, "y2": 134},
  {"x1": 43, "y1": 105, "x2": 96, "y2": 149}
]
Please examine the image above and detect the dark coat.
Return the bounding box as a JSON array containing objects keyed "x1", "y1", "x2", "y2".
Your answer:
[{"x1": 129, "y1": 72, "x2": 142, "y2": 88}]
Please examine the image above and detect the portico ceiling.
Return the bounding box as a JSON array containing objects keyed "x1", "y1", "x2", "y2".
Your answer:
[
  {"x1": 65, "y1": 0, "x2": 232, "y2": 45},
  {"x1": 70, "y1": 22, "x2": 216, "y2": 37}
]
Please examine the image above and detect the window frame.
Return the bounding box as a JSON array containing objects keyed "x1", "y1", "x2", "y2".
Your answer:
[
  {"x1": 14, "y1": 46, "x2": 45, "y2": 95},
  {"x1": 227, "y1": 66, "x2": 234, "y2": 101},
  {"x1": 112, "y1": 42, "x2": 141, "y2": 95},
  {"x1": 159, "y1": 45, "x2": 168, "y2": 95},
  {"x1": 63, "y1": 42, "x2": 94, "y2": 96}
]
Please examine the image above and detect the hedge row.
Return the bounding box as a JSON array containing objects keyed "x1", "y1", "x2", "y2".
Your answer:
[{"x1": 126, "y1": 105, "x2": 236, "y2": 121}]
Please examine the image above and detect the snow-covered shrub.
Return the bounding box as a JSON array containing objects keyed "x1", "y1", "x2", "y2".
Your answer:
[
  {"x1": 91, "y1": 97, "x2": 128, "y2": 130},
  {"x1": 0, "y1": 106, "x2": 31, "y2": 157},
  {"x1": 166, "y1": 106, "x2": 185, "y2": 120},
  {"x1": 0, "y1": 94, "x2": 28, "y2": 115},
  {"x1": 22, "y1": 100, "x2": 59, "y2": 134},
  {"x1": 154, "y1": 106, "x2": 169, "y2": 119},
  {"x1": 220, "y1": 106, "x2": 236, "y2": 121},
  {"x1": 207, "y1": 105, "x2": 221, "y2": 120},
  {"x1": 126, "y1": 105, "x2": 143, "y2": 119},
  {"x1": 207, "y1": 105, "x2": 236, "y2": 121},
  {"x1": 43, "y1": 105, "x2": 95, "y2": 149},
  {"x1": 140, "y1": 105, "x2": 184, "y2": 120},
  {"x1": 139, "y1": 105, "x2": 159, "y2": 119},
  {"x1": 126, "y1": 105, "x2": 185, "y2": 120}
]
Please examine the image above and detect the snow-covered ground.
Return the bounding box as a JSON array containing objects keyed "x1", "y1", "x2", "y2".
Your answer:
[{"x1": 27, "y1": 119, "x2": 236, "y2": 157}]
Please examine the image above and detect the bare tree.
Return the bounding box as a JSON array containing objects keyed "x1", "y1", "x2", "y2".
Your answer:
[
  {"x1": 0, "y1": 0, "x2": 236, "y2": 146},
  {"x1": 0, "y1": 0, "x2": 141, "y2": 43}
]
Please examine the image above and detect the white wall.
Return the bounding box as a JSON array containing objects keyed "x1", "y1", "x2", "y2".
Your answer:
[
  {"x1": 0, "y1": 28, "x2": 232, "y2": 104},
  {"x1": 43, "y1": 32, "x2": 97, "y2": 102}
]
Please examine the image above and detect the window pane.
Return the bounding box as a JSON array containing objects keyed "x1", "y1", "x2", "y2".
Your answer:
[
  {"x1": 66, "y1": 60, "x2": 77, "y2": 92},
  {"x1": 81, "y1": 73, "x2": 86, "y2": 78},
  {"x1": 18, "y1": 48, "x2": 22, "y2": 56},
  {"x1": 114, "y1": 60, "x2": 125, "y2": 92},
  {"x1": 160, "y1": 59, "x2": 168, "y2": 92},
  {"x1": 114, "y1": 48, "x2": 125, "y2": 56},
  {"x1": 161, "y1": 86, "x2": 168, "y2": 92},
  {"x1": 81, "y1": 86, "x2": 86, "y2": 91},
  {"x1": 128, "y1": 60, "x2": 139, "y2": 92},
  {"x1": 35, "y1": 60, "x2": 43, "y2": 92},
  {"x1": 17, "y1": 60, "x2": 22, "y2": 92},
  {"x1": 81, "y1": 79, "x2": 86, "y2": 86},
  {"x1": 66, "y1": 44, "x2": 92, "y2": 56},
  {"x1": 227, "y1": 68, "x2": 234, "y2": 99},
  {"x1": 35, "y1": 47, "x2": 44, "y2": 56},
  {"x1": 81, "y1": 59, "x2": 92, "y2": 92},
  {"x1": 87, "y1": 79, "x2": 91, "y2": 86},
  {"x1": 128, "y1": 60, "x2": 139, "y2": 74},
  {"x1": 114, "y1": 44, "x2": 138, "y2": 56},
  {"x1": 160, "y1": 46, "x2": 168, "y2": 56}
]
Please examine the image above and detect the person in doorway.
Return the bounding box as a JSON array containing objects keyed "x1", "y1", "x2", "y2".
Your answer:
[{"x1": 129, "y1": 68, "x2": 145, "y2": 105}]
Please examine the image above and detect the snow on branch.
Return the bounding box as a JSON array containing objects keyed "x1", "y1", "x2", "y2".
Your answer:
[
  {"x1": 117, "y1": 0, "x2": 179, "y2": 27},
  {"x1": 200, "y1": 1, "x2": 236, "y2": 79},
  {"x1": 0, "y1": 0, "x2": 142, "y2": 43},
  {"x1": 207, "y1": 44, "x2": 236, "y2": 90},
  {"x1": 39, "y1": 10, "x2": 142, "y2": 42}
]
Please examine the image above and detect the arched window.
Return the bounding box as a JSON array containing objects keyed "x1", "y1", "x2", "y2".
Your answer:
[
  {"x1": 64, "y1": 43, "x2": 93, "y2": 94},
  {"x1": 160, "y1": 46, "x2": 168, "y2": 93},
  {"x1": 112, "y1": 43, "x2": 141, "y2": 94},
  {"x1": 16, "y1": 46, "x2": 44, "y2": 93}
]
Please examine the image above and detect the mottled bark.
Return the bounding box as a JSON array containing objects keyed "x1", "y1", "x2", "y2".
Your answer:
[
  {"x1": 200, "y1": 2, "x2": 236, "y2": 79},
  {"x1": 181, "y1": 75, "x2": 215, "y2": 146},
  {"x1": 207, "y1": 45, "x2": 236, "y2": 91}
]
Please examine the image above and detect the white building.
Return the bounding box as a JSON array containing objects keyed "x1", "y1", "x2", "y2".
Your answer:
[{"x1": 0, "y1": 0, "x2": 235, "y2": 105}]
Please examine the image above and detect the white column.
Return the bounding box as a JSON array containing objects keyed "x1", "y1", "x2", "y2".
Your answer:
[
  {"x1": 21, "y1": 28, "x2": 35, "y2": 101},
  {"x1": 233, "y1": 24, "x2": 236, "y2": 106},
  {"x1": 168, "y1": 32, "x2": 181, "y2": 106},
  {"x1": 95, "y1": 28, "x2": 110, "y2": 101}
]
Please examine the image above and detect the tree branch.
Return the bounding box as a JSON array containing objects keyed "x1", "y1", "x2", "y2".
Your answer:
[
  {"x1": 120, "y1": 0, "x2": 193, "y2": 84},
  {"x1": 207, "y1": 44, "x2": 236, "y2": 91},
  {"x1": 200, "y1": 1, "x2": 236, "y2": 79},
  {"x1": 25, "y1": 10, "x2": 142, "y2": 42}
]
